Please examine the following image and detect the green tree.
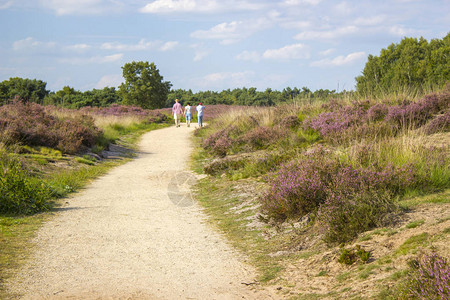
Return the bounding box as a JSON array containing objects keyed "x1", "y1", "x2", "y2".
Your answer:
[
  {"x1": 0, "y1": 77, "x2": 49, "y2": 105},
  {"x1": 356, "y1": 33, "x2": 450, "y2": 95},
  {"x1": 119, "y1": 61, "x2": 172, "y2": 109}
]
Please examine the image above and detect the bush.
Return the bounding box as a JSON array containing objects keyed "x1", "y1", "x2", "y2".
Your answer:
[
  {"x1": 423, "y1": 112, "x2": 450, "y2": 134},
  {"x1": 238, "y1": 126, "x2": 285, "y2": 150},
  {"x1": 0, "y1": 151, "x2": 52, "y2": 214},
  {"x1": 319, "y1": 189, "x2": 398, "y2": 244},
  {"x1": 398, "y1": 252, "x2": 450, "y2": 299},
  {"x1": 0, "y1": 101, "x2": 102, "y2": 154},
  {"x1": 260, "y1": 148, "x2": 335, "y2": 221}
]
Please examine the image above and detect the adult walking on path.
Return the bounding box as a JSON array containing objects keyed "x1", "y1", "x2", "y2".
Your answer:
[
  {"x1": 196, "y1": 102, "x2": 205, "y2": 128},
  {"x1": 172, "y1": 98, "x2": 183, "y2": 127},
  {"x1": 7, "y1": 125, "x2": 273, "y2": 299}
]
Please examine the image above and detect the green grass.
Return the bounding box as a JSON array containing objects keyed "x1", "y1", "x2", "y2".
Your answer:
[
  {"x1": 399, "y1": 189, "x2": 450, "y2": 209},
  {"x1": 395, "y1": 233, "x2": 429, "y2": 256},
  {"x1": 405, "y1": 219, "x2": 425, "y2": 229}
]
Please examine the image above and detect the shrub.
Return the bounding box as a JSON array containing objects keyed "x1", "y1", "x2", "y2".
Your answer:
[
  {"x1": 0, "y1": 151, "x2": 52, "y2": 215},
  {"x1": 423, "y1": 112, "x2": 450, "y2": 134},
  {"x1": 278, "y1": 115, "x2": 301, "y2": 129},
  {"x1": 338, "y1": 245, "x2": 371, "y2": 265},
  {"x1": 260, "y1": 148, "x2": 335, "y2": 221},
  {"x1": 367, "y1": 103, "x2": 389, "y2": 121},
  {"x1": 319, "y1": 189, "x2": 398, "y2": 244},
  {"x1": 398, "y1": 252, "x2": 450, "y2": 300},
  {"x1": 0, "y1": 101, "x2": 102, "y2": 154},
  {"x1": 238, "y1": 126, "x2": 285, "y2": 150},
  {"x1": 202, "y1": 128, "x2": 235, "y2": 157}
]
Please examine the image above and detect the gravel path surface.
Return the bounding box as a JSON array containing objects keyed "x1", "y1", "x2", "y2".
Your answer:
[{"x1": 8, "y1": 125, "x2": 271, "y2": 299}]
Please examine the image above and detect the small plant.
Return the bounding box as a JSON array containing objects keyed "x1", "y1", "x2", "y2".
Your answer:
[
  {"x1": 338, "y1": 248, "x2": 357, "y2": 265},
  {"x1": 338, "y1": 245, "x2": 371, "y2": 265}
]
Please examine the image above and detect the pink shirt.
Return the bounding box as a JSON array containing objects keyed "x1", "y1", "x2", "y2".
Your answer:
[{"x1": 172, "y1": 102, "x2": 182, "y2": 115}]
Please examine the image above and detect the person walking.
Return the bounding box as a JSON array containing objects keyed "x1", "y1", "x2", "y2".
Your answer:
[
  {"x1": 172, "y1": 99, "x2": 183, "y2": 127},
  {"x1": 196, "y1": 102, "x2": 205, "y2": 128},
  {"x1": 184, "y1": 103, "x2": 192, "y2": 127}
]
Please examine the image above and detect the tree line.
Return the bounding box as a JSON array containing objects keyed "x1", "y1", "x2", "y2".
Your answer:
[{"x1": 1, "y1": 34, "x2": 448, "y2": 109}]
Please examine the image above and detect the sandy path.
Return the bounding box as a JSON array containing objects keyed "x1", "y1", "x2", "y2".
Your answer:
[{"x1": 8, "y1": 125, "x2": 270, "y2": 299}]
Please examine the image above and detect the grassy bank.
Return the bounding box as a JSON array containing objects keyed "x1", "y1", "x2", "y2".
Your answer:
[{"x1": 191, "y1": 87, "x2": 449, "y2": 298}]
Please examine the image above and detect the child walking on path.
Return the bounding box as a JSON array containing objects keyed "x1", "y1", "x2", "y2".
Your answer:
[{"x1": 184, "y1": 103, "x2": 192, "y2": 127}]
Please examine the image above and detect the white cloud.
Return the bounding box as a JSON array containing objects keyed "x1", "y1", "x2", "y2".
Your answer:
[
  {"x1": 101, "y1": 39, "x2": 177, "y2": 51},
  {"x1": 140, "y1": 0, "x2": 264, "y2": 14},
  {"x1": 0, "y1": 1, "x2": 13, "y2": 9},
  {"x1": 101, "y1": 39, "x2": 157, "y2": 51},
  {"x1": 200, "y1": 71, "x2": 255, "y2": 88},
  {"x1": 191, "y1": 17, "x2": 272, "y2": 44},
  {"x1": 282, "y1": 0, "x2": 321, "y2": 6},
  {"x1": 12, "y1": 37, "x2": 57, "y2": 51},
  {"x1": 236, "y1": 50, "x2": 261, "y2": 62},
  {"x1": 95, "y1": 74, "x2": 123, "y2": 89},
  {"x1": 159, "y1": 41, "x2": 178, "y2": 51},
  {"x1": 39, "y1": 0, "x2": 123, "y2": 15},
  {"x1": 58, "y1": 53, "x2": 123, "y2": 65},
  {"x1": 294, "y1": 26, "x2": 359, "y2": 40},
  {"x1": 389, "y1": 25, "x2": 416, "y2": 36},
  {"x1": 319, "y1": 48, "x2": 335, "y2": 56},
  {"x1": 65, "y1": 44, "x2": 92, "y2": 52},
  {"x1": 310, "y1": 51, "x2": 366, "y2": 67},
  {"x1": 354, "y1": 15, "x2": 386, "y2": 26},
  {"x1": 263, "y1": 43, "x2": 310, "y2": 60}
]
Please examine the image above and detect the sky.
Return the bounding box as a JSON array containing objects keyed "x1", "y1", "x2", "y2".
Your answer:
[{"x1": 0, "y1": 0, "x2": 449, "y2": 93}]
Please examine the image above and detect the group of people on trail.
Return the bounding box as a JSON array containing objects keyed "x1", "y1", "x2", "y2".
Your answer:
[{"x1": 172, "y1": 99, "x2": 205, "y2": 128}]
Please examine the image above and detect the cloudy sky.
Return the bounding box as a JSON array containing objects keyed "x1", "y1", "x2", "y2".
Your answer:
[{"x1": 0, "y1": 0, "x2": 448, "y2": 92}]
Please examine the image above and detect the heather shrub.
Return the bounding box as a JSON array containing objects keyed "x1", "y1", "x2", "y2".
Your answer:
[
  {"x1": 423, "y1": 112, "x2": 450, "y2": 134},
  {"x1": 397, "y1": 252, "x2": 450, "y2": 300},
  {"x1": 0, "y1": 150, "x2": 52, "y2": 214},
  {"x1": 238, "y1": 126, "x2": 285, "y2": 150},
  {"x1": 260, "y1": 149, "x2": 336, "y2": 221},
  {"x1": 367, "y1": 103, "x2": 389, "y2": 121},
  {"x1": 202, "y1": 127, "x2": 235, "y2": 157},
  {"x1": 319, "y1": 189, "x2": 398, "y2": 244},
  {"x1": 277, "y1": 115, "x2": 301, "y2": 129},
  {"x1": 0, "y1": 101, "x2": 102, "y2": 154}
]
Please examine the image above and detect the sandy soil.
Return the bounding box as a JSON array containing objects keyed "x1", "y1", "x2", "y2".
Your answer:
[{"x1": 7, "y1": 124, "x2": 272, "y2": 299}]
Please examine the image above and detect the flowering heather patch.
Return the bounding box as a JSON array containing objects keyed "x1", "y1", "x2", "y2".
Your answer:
[
  {"x1": 404, "y1": 252, "x2": 450, "y2": 300},
  {"x1": 238, "y1": 126, "x2": 285, "y2": 150},
  {"x1": 260, "y1": 147, "x2": 416, "y2": 237},
  {"x1": 367, "y1": 103, "x2": 389, "y2": 121},
  {"x1": 386, "y1": 90, "x2": 450, "y2": 130},
  {"x1": 423, "y1": 112, "x2": 450, "y2": 134},
  {"x1": 0, "y1": 101, "x2": 102, "y2": 154},
  {"x1": 202, "y1": 127, "x2": 236, "y2": 157},
  {"x1": 304, "y1": 105, "x2": 365, "y2": 139},
  {"x1": 260, "y1": 150, "x2": 336, "y2": 221}
]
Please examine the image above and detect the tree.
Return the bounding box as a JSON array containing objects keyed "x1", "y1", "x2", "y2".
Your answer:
[
  {"x1": 0, "y1": 77, "x2": 49, "y2": 105},
  {"x1": 119, "y1": 61, "x2": 172, "y2": 109},
  {"x1": 356, "y1": 33, "x2": 450, "y2": 95}
]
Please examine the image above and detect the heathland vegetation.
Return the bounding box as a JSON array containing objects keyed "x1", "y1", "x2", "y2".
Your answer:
[
  {"x1": 193, "y1": 86, "x2": 449, "y2": 298},
  {"x1": 0, "y1": 33, "x2": 449, "y2": 298}
]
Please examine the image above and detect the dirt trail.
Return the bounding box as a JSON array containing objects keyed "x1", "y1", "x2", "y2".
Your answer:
[{"x1": 8, "y1": 125, "x2": 271, "y2": 299}]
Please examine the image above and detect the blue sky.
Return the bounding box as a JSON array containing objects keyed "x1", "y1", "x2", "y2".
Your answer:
[{"x1": 0, "y1": 0, "x2": 448, "y2": 93}]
